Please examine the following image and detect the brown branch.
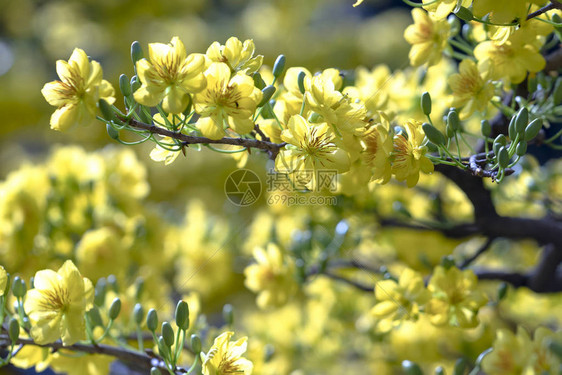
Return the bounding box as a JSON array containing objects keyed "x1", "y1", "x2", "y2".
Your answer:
[{"x1": 526, "y1": 2, "x2": 557, "y2": 20}]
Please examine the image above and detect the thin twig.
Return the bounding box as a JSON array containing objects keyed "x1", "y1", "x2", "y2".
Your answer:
[
  {"x1": 527, "y1": 2, "x2": 556, "y2": 20},
  {"x1": 459, "y1": 237, "x2": 495, "y2": 269}
]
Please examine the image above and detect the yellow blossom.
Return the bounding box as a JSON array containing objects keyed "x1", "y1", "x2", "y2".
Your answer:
[
  {"x1": 244, "y1": 243, "x2": 297, "y2": 309},
  {"x1": 425, "y1": 266, "x2": 486, "y2": 328},
  {"x1": 206, "y1": 37, "x2": 263, "y2": 74},
  {"x1": 371, "y1": 268, "x2": 430, "y2": 332},
  {"x1": 362, "y1": 112, "x2": 393, "y2": 184},
  {"x1": 134, "y1": 36, "x2": 207, "y2": 114},
  {"x1": 0, "y1": 265, "x2": 6, "y2": 295},
  {"x1": 149, "y1": 113, "x2": 187, "y2": 165},
  {"x1": 472, "y1": 0, "x2": 528, "y2": 24},
  {"x1": 201, "y1": 331, "x2": 253, "y2": 375},
  {"x1": 391, "y1": 120, "x2": 434, "y2": 188},
  {"x1": 422, "y1": 0, "x2": 472, "y2": 19},
  {"x1": 193, "y1": 62, "x2": 262, "y2": 140},
  {"x1": 41, "y1": 48, "x2": 115, "y2": 131},
  {"x1": 448, "y1": 59, "x2": 495, "y2": 119},
  {"x1": 275, "y1": 115, "x2": 350, "y2": 190},
  {"x1": 404, "y1": 8, "x2": 450, "y2": 67},
  {"x1": 481, "y1": 327, "x2": 533, "y2": 374},
  {"x1": 24, "y1": 260, "x2": 94, "y2": 346}
]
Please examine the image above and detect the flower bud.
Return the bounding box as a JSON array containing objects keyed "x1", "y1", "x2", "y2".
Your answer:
[
  {"x1": 453, "y1": 358, "x2": 468, "y2": 375},
  {"x1": 455, "y1": 6, "x2": 473, "y2": 22},
  {"x1": 434, "y1": 366, "x2": 445, "y2": 375},
  {"x1": 422, "y1": 123, "x2": 445, "y2": 146},
  {"x1": 8, "y1": 318, "x2": 19, "y2": 342},
  {"x1": 147, "y1": 309, "x2": 158, "y2": 332},
  {"x1": 157, "y1": 336, "x2": 170, "y2": 359},
  {"x1": 447, "y1": 15, "x2": 460, "y2": 36},
  {"x1": 297, "y1": 71, "x2": 306, "y2": 94},
  {"x1": 447, "y1": 109, "x2": 461, "y2": 132},
  {"x1": 258, "y1": 85, "x2": 276, "y2": 107},
  {"x1": 497, "y1": 282, "x2": 508, "y2": 301},
  {"x1": 264, "y1": 344, "x2": 275, "y2": 362},
  {"x1": 524, "y1": 118, "x2": 542, "y2": 141},
  {"x1": 191, "y1": 334, "x2": 202, "y2": 353},
  {"x1": 98, "y1": 99, "x2": 115, "y2": 122},
  {"x1": 440, "y1": 255, "x2": 456, "y2": 269},
  {"x1": 552, "y1": 12, "x2": 562, "y2": 25},
  {"x1": 133, "y1": 303, "x2": 144, "y2": 326},
  {"x1": 402, "y1": 360, "x2": 423, "y2": 375},
  {"x1": 94, "y1": 278, "x2": 107, "y2": 307},
  {"x1": 516, "y1": 141, "x2": 527, "y2": 156},
  {"x1": 161, "y1": 322, "x2": 175, "y2": 348},
  {"x1": 493, "y1": 134, "x2": 507, "y2": 155},
  {"x1": 272, "y1": 54, "x2": 286, "y2": 78},
  {"x1": 150, "y1": 368, "x2": 162, "y2": 375},
  {"x1": 130, "y1": 76, "x2": 141, "y2": 93},
  {"x1": 421, "y1": 92, "x2": 432, "y2": 116},
  {"x1": 107, "y1": 124, "x2": 119, "y2": 140},
  {"x1": 131, "y1": 41, "x2": 144, "y2": 65},
  {"x1": 175, "y1": 300, "x2": 190, "y2": 331},
  {"x1": 508, "y1": 116, "x2": 517, "y2": 140},
  {"x1": 481, "y1": 120, "x2": 491, "y2": 137},
  {"x1": 446, "y1": 124, "x2": 455, "y2": 138},
  {"x1": 12, "y1": 276, "x2": 26, "y2": 298},
  {"x1": 107, "y1": 275, "x2": 119, "y2": 292},
  {"x1": 119, "y1": 74, "x2": 132, "y2": 97},
  {"x1": 223, "y1": 304, "x2": 234, "y2": 326},
  {"x1": 253, "y1": 73, "x2": 266, "y2": 89},
  {"x1": 87, "y1": 306, "x2": 104, "y2": 327},
  {"x1": 135, "y1": 277, "x2": 144, "y2": 301},
  {"x1": 426, "y1": 142, "x2": 439, "y2": 153},
  {"x1": 515, "y1": 107, "x2": 528, "y2": 134},
  {"x1": 108, "y1": 298, "x2": 122, "y2": 320},
  {"x1": 497, "y1": 146, "x2": 510, "y2": 169}
]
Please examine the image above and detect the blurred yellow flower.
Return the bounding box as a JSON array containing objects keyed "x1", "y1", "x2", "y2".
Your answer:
[
  {"x1": 201, "y1": 331, "x2": 253, "y2": 375},
  {"x1": 194, "y1": 62, "x2": 262, "y2": 139},
  {"x1": 392, "y1": 120, "x2": 434, "y2": 188},
  {"x1": 448, "y1": 59, "x2": 495, "y2": 119},
  {"x1": 0, "y1": 265, "x2": 6, "y2": 296},
  {"x1": 422, "y1": 0, "x2": 472, "y2": 19},
  {"x1": 473, "y1": 0, "x2": 528, "y2": 24},
  {"x1": 134, "y1": 36, "x2": 207, "y2": 114},
  {"x1": 362, "y1": 112, "x2": 393, "y2": 184},
  {"x1": 41, "y1": 48, "x2": 115, "y2": 131},
  {"x1": 206, "y1": 37, "x2": 263, "y2": 74},
  {"x1": 24, "y1": 260, "x2": 94, "y2": 345},
  {"x1": 425, "y1": 266, "x2": 486, "y2": 328},
  {"x1": 275, "y1": 115, "x2": 350, "y2": 190},
  {"x1": 481, "y1": 327, "x2": 532, "y2": 374},
  {"x1": 404, "y1": 8, "x2": 450, "y2": 67},
  {"x1": 371, "y1": 268, "x2": 430, "y2": 332},
  {"x1": 244, "y1": 243, "x2": 297, "y2": 309}
]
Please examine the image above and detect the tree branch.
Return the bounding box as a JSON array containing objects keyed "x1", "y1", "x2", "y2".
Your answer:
[{"x1": 526, "y1": 2, "x2": 557, "y2": 20}]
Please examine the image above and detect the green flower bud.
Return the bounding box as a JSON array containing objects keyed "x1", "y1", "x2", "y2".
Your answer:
[
  {"x1": 261, "y1": 100, "x2": 275, "y2": 119},
  {"x1": 516, "y1": 141, "x2": 527, "y2": 156},
  {"x1": 455, "y1": 6, "x2": 473, "y2": 22},
  {"x1": 223, "y1": 304, "x2": 234, "y2": 326},
  {"x1": 150, "y1": 368, "x2": 162, "y2": 375},
  {"x1": 130, "y1": 76, "x2": 141, "y2": 93},
  {"x1": 108, "y1": 298, "x2": 122, "y2": 320},
  {"x1": 497, "y1": 282, "x2": 508, "y2": 301},
  {"x1": 447, "y1": 109, "x2": 461, "y2": 132},
  {"x1": 481, "y1": 119, "x2": 491, "y2": 137},
  {"x1": 308, "y1": 112, "x2": 321, "y2": 123},
  {"x1": 426, "y1": 142, "x2": 439, "y2": 153},
  {"x1": 119, "y1": 74, "x2": 132, "y2": 97},
  {"x1": 402, "y1": 360, "x2": 423, "y2": 375},
  {"x1": 8, "y1": 318, "x2": 19, "y2": 343},
  {"x1": 94, "y1": 278, "x2": 107, "y2": 307},
  {"x1": 175, "y1": 300, "x2": 190, "y2": 331},
  {"x1": 552, "y1": 12, "x2": 562, "y2": 25},
  {"x1": 98, "y1": 99, "x2": 115, "y2": 122},
  {"x1": 498, "y1": 146, "x2": 510, "y2": 169},
  {"x1": 547, "y1": 340, "x2": 562, "y2": 359},
  {"x1": 453, "y1": 358, "x2": 468, "y2": 375},
  {"x1": 253, "y1": 73, "x2": 266, "y2": 90},
  {"x1": 135, "y1": 277, "x2": 144, "y2": 301},
  {"x1": 515, "y1": 107, "x2": 528, "y2": 134},
  {"x1": 87, "y1": 306, "x2": 104, "y2": 327},
  {"x1": 107, "y1": 275, "x2": 119, "y2": 292},
  {"x1": 264, "y1": 344, "x2": 275, "y2": 362},
  {"x1": 461, "y1": 23, "x2": 472, "y2": 41},
  {"x1": 272, "y1": 54, "x2": 286, "y2": 78},
  {"x1": 508, "y1": 116, "x2": 517, "y2": 140},
  {"x1": 133, "y1": 303, "x2": 144, "y2": 326},
  {"x1": 191, "y1": 334, "x2": 202, "y2": 353},
  {"x1": 524, "y1": 118, "x2": 543, "y2": 141},
  {"x1": 147, "y1": 308, "x2": 158, "y2": 332},
  {"x1": 107, "y1": 124, "x2": 119, "y2": 140},
  {"x1": 527, "y1": 74, "x2": 538, "y2": 94},
  {"x1": 161, "y1": 322, "x2": 175, "y2": 348},
  {"x1": 493, "y1": 134, "x2": 507, "y2": 155},
  {"x1": 297, "y1": 71, "x2": 306, "y2": 94},
  {"x1": 12, "y1": 276, "x2": 26, "y2": 298},
  {"x1": 422, "y1": 123, "x2": 445, "y2": 146},
  {"x1": 258, "y1": 85, "x2": 276, "y2": 107},
  {"x1": 157, "y1": 336, "x2": 170, "y2": 359},
  {"x1": 446, "y1": 124, "x2": 455, "y2": 138},
  {"x1": 434, "y1": 366, "x2": 445, "y2": 375},
  {"x1": 440, "y1": 255, "x2": 456, "y2": 270},
  {"x1": 421, "y1": 92, "x2": 432, "y2": 116},
  {"x1": 131, "y1": 41, "x2": 144, "y2": 65},
  {"x1": 447, "y1": 14, "x2": 460, "y2": 36}
]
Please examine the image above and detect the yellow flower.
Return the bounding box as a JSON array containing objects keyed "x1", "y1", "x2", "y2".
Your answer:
[
  {"x1": 475, "y1": 33, "x2": 546, "y2": 84},
  {"x1": 0, "y1": 265, "x2": 6, "y2": 296},
  {"x1": 193, "y1": 62, "x2": 262, "y2": 140},
  {"x1": 279, "y1": 67, "x2": 311, "y2": 116},
  {"x1": 24, "y1": 260, "x2": 94, "y2": 345},
  {"x1": 244, "y1": 243, "x2": 297, "y2": 309},
  {"x1": 422, "y1": 0, "x2": 472, "y2": 19},
  {"x1": 134, "y1": 36, "x2": 207, "y2": 114},
  {"x1": 362, "y1": 112, "x2": 393, "y2": 184},
  {"x1": 448, "y1": 59, "x2": 495, "y2": 120},
  {"x1": 275, "y1": 115, "x2": 350, "y2": 190},
  {"x1": 404, "y1": 8, "x2": 450, "y2": 67},
  {"x1": 343, "y1": 65, "x2": 392, "y2": 116},
  {"x1": 41, "y1": 48, "x2": 115, "y2": 131},
  {"x1": 481, "y1": 327, "x2": 533, "y2": 374},
  {"x1": 391, "y1": 120, "x2": 434, "y2": 188},
  {"x1": 206, "y1": 37, "x2": 263, "y2": 74},
  {"x1": 149, "y1": 113, "x2": 186, "y2": 165},
  {"x1": 371, "y1": 268, "x2": 430, "y2": 332},
  {"x1": 425, "y1": 266, "x2": 486, "y2": 328},
  {"x1": 473, "y1": 0, "x2": 528, "y2": 24},
  {"x1": 201, "y1": 331, "x2": 253, "y2": 375}
]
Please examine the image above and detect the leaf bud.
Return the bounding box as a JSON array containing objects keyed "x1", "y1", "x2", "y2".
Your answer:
[
  {"x1": 175, "y1": 300, "x2": 190, "y2": 331},
  {"x1": 258, "y1": 85, "x2": 276, "y2": 107},
  {"x1": 497, "y1": 146, "x2": 510, "y2": 169},
  {"x1": 297, "y1": 71, "x2": 306, "y2": 94},
  {"x1": 272, "y1": 54, "x2": 286, "y2": 78},
  {"x1": 131, "y1": 41, "x2": 144, "y2": 65},
  {"x1": 119, "y1": 74, "x2": 132, "y2": 97},
  {"x1": 524, "y1": 118, "x2": 542, "y2": 141},
  {"x1": 8, "y1": 318, "x2": 19, "y2": 343},
  {"x1": 515, "y1": 107, "x2": 528, "y2": 134},
  {"x1": 108, "y1": 297, "x2": 122, "y2": 320},
  {"x1": 191, "y1": 334, "x2": 202, "y2": 353},
  {"x1": 481, "y1": 119, "x2": 491, "y2": 137},
  {"x1": 133, "y1": 303, "x2": 144, "y2": 326},
  {"x1": 147, "y1": 308, "x2": 158, "y2": 332},
  {"x1": 421, "y1": 92, "x2": 432, "y2": 116},
  {"x1": 422, "y1": 122, "x2": 445, "y2": 146},
  {"x1": 161, "y1": 322, "x2": 175, "y2": 348}
]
